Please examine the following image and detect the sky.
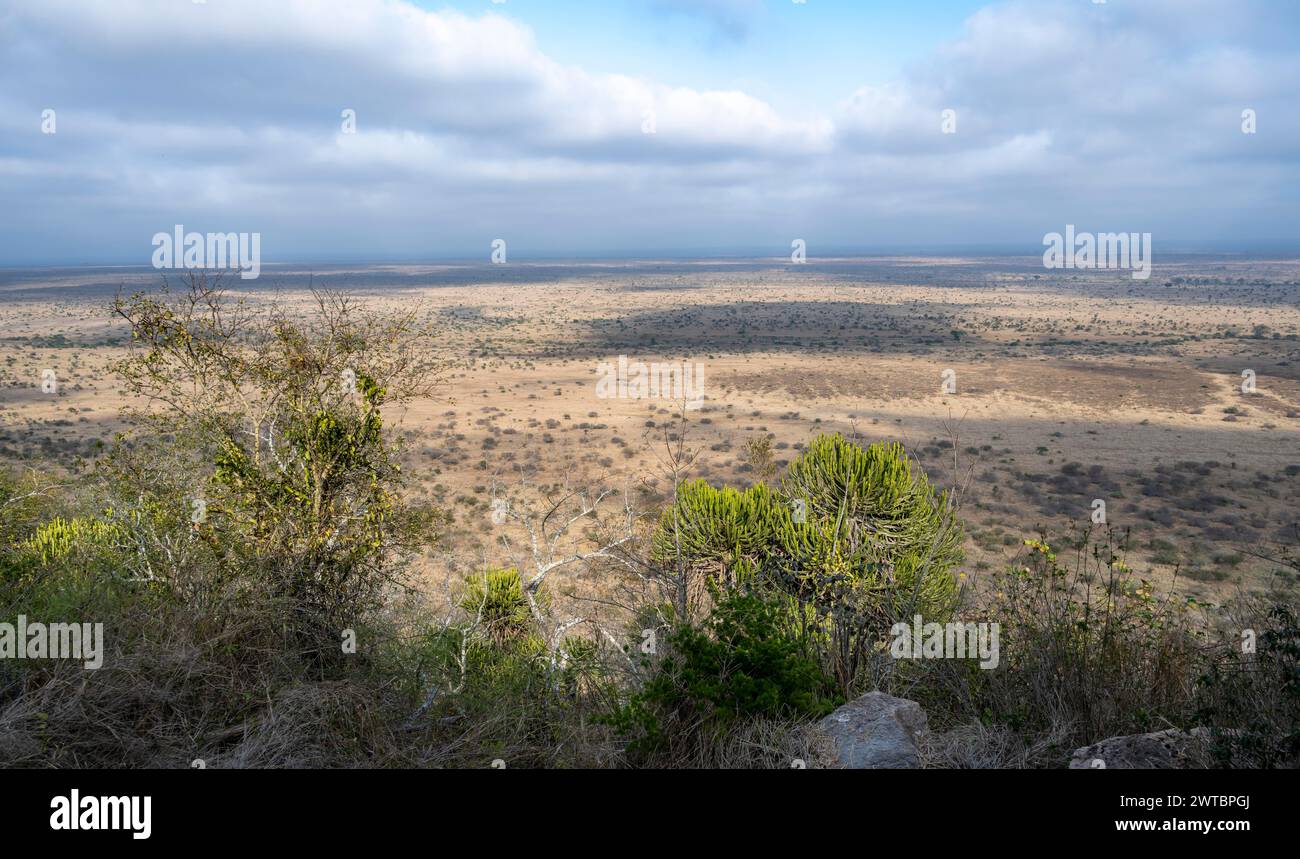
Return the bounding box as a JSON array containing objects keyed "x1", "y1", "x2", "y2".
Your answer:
[{"x1": 1, "y1": 0, "x2": 1298, "y2": 264}]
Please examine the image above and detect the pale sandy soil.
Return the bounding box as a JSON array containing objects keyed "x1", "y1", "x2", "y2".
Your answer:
[{"x1": 3, "y1": 256, "x2": 1298, "y2": 607}]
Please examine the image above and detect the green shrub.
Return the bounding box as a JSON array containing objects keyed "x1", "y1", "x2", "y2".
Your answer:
[
  {"x1": 654, "y1": 434, "x2": 960, "y2": 616},
  {"x1": 17, "y1": 515, "x2": 124, "y2": 566},
  {"x1": 373, "y1": 589, "x2": 618, "y2": 768},
  {"x1": 609, "y1": 587, "x2": 837, "y2": 760},
  {"x1": 1196, "y1": 602, "x2": 1300, "y2": 768},
  {"x1": 459, "y1": 567, "x2": 540, "y2": 649},
  {"x1": 650, "y1": 433, "x2": 962, "y2": 696},
  {"x1": 111, "y1": 276, "x2": 444, "y2": 664},
  {"x1": 908, "y1": 530, "x2": 1202, "y2": 755}
]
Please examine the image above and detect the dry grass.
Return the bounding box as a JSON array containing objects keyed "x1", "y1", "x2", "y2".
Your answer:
[{"x1": 919, "y1": 722, "x2": 1073, "y2": 769}]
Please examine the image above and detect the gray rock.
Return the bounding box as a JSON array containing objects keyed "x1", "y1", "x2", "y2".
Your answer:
[
  {"x1": 818, "y1": 691, "x2": 928, "y2": 768},
  {"x1": 1068, "y1": 727, "x2": 1212, "y2": 769}
]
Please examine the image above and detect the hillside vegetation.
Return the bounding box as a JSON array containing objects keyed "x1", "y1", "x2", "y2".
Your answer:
[{"x1": 2, "y1": 280, "x2": 1296, "y2": 768}]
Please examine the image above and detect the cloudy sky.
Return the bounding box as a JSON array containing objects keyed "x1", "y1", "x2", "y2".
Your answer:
[{"x1": 1, "y1": 0, "x2": 1298, "y2": 264}]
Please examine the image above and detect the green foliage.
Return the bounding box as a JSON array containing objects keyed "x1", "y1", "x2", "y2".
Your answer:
[
  {"x1": 1, "y1": 502, "x2": 137, "y2": 627},
  {"x1": 110, "y1": 278, "x2": 444, "y2": 663},
  {"x1": 650, "y1": 434, "x2": 961, "y2": 695},
  {"x1": 370, "y1": 587, "x2": 617, "y2": 768},
  {"x1": 13, "y1": 280, "x2": 1300, "y2": 769},
  {"x1": 1196, "y1": 603, "x2": 1300, "y2": 768},
  {"x1": 781, "y1": 435, "x2": 962, "y2": 612},
  {"x1": 911, "y1": 530, "x2": 1201, "y2": 751},
  {"x1": 460, "y1": 567, "x2": 539, "y2": 648},
  {"x1": 18, "y1": 516, "x2": 124, "y2": 566},
  {"x1": 609, "y1": 587, "x2": 837, "y2": 758},
  {"x1": 651, "y1": 479, "x2": 778, "y2": 582},
  {"x1": 653, "y1": 434, "x2": 961, "y2": 619}
]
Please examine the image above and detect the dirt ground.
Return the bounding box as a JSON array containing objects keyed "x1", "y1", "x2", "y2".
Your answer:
[{"x1": 3, "y1": 255, "x2": 1298, "y2": 606}]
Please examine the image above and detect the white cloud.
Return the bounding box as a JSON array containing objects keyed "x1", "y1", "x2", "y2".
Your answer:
[{"x1": 0, "y1": 0, "x2": 1296, "y2": 261}]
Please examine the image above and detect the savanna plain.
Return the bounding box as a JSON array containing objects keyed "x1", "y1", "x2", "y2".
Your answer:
[{"x1": 1, "y1": 256, "x2": 1297, "y2": 768}]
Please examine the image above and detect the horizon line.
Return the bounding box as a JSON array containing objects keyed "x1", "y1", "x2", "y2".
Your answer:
[{"x1": 6, "y1": 241, "x2": 1300, "y2": 271}]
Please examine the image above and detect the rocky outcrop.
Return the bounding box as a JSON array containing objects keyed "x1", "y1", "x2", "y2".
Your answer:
[
  {"x1": 1068, "y1": 727, "x2": 1212, "y2": 769},
  {"x1": 819, "y1": 691, "x2": 928, "y2": 768}
]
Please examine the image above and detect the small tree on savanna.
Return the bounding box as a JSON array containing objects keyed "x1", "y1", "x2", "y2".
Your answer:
[
  {"x1": 647, "y1": 433, "x2": 963, "y2": 700},
  {"x1": 111, "y1": 273, "x2": 444, "y2": 665},
  {"x1": 741, "y1": 434, "x2": 777, "y2": 484}
]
